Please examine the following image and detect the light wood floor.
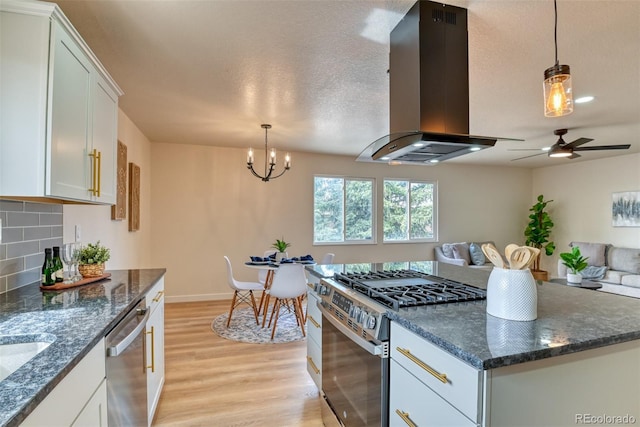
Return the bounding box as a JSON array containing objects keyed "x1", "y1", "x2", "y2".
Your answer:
[{"x1": 153, "y1": 300, "x2": 324, "y2": 427}]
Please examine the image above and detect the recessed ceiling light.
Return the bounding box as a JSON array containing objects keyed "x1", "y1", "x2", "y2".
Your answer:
[
  {"x1": 380, "y1": 156, "x2": 390, "y2": 161},
  {"x1": 412, "y1": 142, "x2": 426, "y2": 148},
  {"x1": 542, "y1": 146, "x2": 551, "y2": 152},
  {"x1": 469, "y1": 147, "x2": 481, "y2": 152},
  {"x1": 429, "y1": 159, "x2": 439, "y2": 163},
  {"x1": 575, "y1": 96, "x2": 595, "y2": 104}
]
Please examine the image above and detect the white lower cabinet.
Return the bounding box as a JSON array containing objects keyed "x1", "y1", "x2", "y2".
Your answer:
[
  {"x1": 145, "y1": 278, "x2": 165, "y2": 426},
  {"x1": 71, "y1": 379, "x2": 108, "y2": 427},
  {"x1": 390, "y1": 322, "x2": 481, "y2": 426},
  {"x1": 390, "y1": 360, "x2": 476, "y2": 427},
  {"x1": 391, "y1": 321, "x2": 640, "y2": 426},
  {"x1": 20, "y1": 338, "x2": 107, "y2": 426},
  {"x1": 305, "y1": 289, "x2": 322, "y2": 389}
]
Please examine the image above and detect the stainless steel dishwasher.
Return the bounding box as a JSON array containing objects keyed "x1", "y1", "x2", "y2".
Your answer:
[{"x1": 106, "y1": 299, "x2": 150, "y2": 426}]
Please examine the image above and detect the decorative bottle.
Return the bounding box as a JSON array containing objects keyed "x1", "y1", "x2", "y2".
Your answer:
[
  {"x1": 52, "y1": 246, "x2": 64, "y2": 282},
  {"x1": 42, "y1": 248, "x2": 55, "y2": 286}
]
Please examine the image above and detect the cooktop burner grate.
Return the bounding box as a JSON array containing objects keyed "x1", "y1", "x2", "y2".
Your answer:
[{"x1": 334, "y1": 269, "x2": 486, "y2": 310}]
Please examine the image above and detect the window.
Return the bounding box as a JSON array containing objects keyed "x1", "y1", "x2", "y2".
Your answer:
[
  {"x1": 314, "y1": 176, "x2": 374, "y2": 244},
  {"x1": 383, "y1": 179, "x2": 437, "y2": 242}
]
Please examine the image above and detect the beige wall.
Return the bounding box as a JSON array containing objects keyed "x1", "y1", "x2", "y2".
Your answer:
[
  {"x1": 533, "y1": 153, "x2": 640, "y2": 274},
  {"x1": 149, "y1": 142, "x2": 532, "y2": 302},
  {"x1": 60, "y1": 113, "x2": 640, "y2": 302},
  {"x1": 63, "y1": 110, "x2": 153, "y2": 269}
]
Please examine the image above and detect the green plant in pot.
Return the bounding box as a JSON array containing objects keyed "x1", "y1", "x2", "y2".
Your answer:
[
  {"x1": 271, "y1": 238, "x2": 291, "y2": 261},
  {"x1": 559, "y1": 246, "x2": 589, "y2": 284},
  {"x1": 78, "y1": 241, "x2": 111, "y2": 278},
  {"x1": 524, "y1": 195, "x2": 556, "y2": 281}
]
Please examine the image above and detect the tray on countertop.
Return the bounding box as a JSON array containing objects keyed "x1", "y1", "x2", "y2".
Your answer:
[{"x1": 40, "y1": 273, "x2": 111, "y2": 291}]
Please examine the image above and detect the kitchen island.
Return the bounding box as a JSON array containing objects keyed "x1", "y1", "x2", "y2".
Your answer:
[
  {"x1": 307, "y1": 262, "x2": 640, "y2": 426},
  {"x1": 0, "y1": 269, "x2": 166, "y2": 427}
]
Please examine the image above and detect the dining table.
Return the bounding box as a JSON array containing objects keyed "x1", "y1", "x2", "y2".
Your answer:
[{"x1": 244, "y1": 259, "x2": 316, "y2": 327}]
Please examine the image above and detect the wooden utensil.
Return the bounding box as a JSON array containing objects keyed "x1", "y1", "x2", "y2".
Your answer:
[
  {"x1": 509, "y1": 247, "x2": 533, "y2": 270},
  {"x1": 524, "y1": 246, "x2": 540, "y2": 269},
  {"x1": 482, "y1": 243, "x2": 505, "y2": 269},
  {"x1": 504, "y1": 243, "x2": 520, "y2": 261}
]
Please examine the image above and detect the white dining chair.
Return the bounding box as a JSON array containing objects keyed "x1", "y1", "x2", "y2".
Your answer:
[
  {"x1": 265, "y1": 263, "x2": 308, "y2": 339},
  {"x1": 223, "y1": 256, "x2": 263, "y2": 327},
  {"x1": 321, "y1": 253, "x2": 335, "y2": 264}
]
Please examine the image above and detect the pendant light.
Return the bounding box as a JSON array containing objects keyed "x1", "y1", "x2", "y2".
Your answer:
[
  {"x1": 246, "y1": 124, "x2": 291, "y2": 182},
  {"x1": 543, "y1": 0, "x2": 573, "y2": 117}
]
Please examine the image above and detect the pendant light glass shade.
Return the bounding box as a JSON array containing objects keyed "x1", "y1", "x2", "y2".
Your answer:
[
  {"x1": 543, "y1": 0, "x2": 573, "y2": 118},
  {"x1": 544, "y1": 64, "x2": 573, "y2": 117}
]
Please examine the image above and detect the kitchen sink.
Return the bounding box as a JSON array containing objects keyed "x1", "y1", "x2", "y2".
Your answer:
[{"x1": 0, "y1": 334, "x2": 56, "y2": 382}]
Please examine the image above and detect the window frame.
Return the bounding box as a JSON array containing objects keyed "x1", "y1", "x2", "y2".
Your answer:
[
  {"x1": 382, "y1": 178, "x2": 438, "y2": 244},
  {"x1": 313, "y1": 175, "x2": 376, "y2": 245}
]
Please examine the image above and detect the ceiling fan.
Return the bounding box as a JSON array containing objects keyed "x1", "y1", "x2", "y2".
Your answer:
[{"x1": 510, "y1": 129, "x2": 631, "y2": 161}]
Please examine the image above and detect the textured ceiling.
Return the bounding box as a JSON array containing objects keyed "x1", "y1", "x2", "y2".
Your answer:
[{"x1": 53, "y1": 0, "x2": 640, "y2": 168}]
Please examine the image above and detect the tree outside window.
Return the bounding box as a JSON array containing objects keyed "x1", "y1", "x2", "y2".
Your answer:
[
  {"x1": 383, "y1": 179, "x2": 436, "y2": 242},
  {"x1": 314, "y1": 176, "x2": 373, "y2": 244}
]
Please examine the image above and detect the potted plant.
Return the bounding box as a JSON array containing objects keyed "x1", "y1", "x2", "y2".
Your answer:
[
  {"x1": 271, "y1": 238, "x2": 291, "y2": 262},
  {"x1": 559, "y1": 246, "x2": 589, "y2": 284},
  {"x1": 524, "y1": 195, "x2": 556, "y2": 281},
  {"x1": 78, "y1": 241, "x2": 111, "y2": 278}
]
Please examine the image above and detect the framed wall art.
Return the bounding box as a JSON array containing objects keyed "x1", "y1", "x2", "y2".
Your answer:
[
  {"x1": 612, "y1": 191, "x2": 640, "y2": 227},
  {"x1": 129, "y1": 162, "x2": 141, "y2": 231},
  {"x1": 111, "y1": 141, "x2": 127, "y2": 221}
]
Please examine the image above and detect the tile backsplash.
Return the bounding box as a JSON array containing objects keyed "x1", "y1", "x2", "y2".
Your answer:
[{"x1": 0, "y1": 199, "x2": 63, "y2": 294}]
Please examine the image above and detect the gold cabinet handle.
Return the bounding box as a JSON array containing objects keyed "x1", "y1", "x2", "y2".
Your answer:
[
  {"x1": 307, "y1": 356, "x2": 320, "y2": 375},
  {"x1": 146, "y1": 326, "x2": 155, "y2": 372},
  {"x1": 308, "y1": 314, "x2": 320, "y2": 328},
  {"x1": 396, "y1": 347, "x2": 447, "y2": 384},
  {"x1": 96, "y1": 150, "x2": 101, "y2": 197},
  {"x1": 152, "y1": 290, "x2": 164, "y2": 303},
  {"x1": 88, "y1": 149, "x2": 98, "y2": 196},
  {"x1": 395, "y1": 409, "x2": 417, "y2": 427}
]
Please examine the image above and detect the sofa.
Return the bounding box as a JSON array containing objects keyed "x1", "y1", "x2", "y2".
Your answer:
[
  {"x1": 434, "y1": 241, "x2": 496, "y2": 270},
  {"x1": 557, "y1": 241, "x2": 640, "y2": 290}
]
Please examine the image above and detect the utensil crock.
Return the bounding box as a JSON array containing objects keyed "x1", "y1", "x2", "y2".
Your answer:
[{"x1": 486, "y1": 267, "x2": 537, "y2": 321}]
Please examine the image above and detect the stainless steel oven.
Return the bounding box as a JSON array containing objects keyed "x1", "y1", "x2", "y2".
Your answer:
[
  {"x1": 318, "y1": 280, "x2": 390, "y2": 426},
  {"x1": 317, "y1": 268, "x2": 486, "y2": 426}
]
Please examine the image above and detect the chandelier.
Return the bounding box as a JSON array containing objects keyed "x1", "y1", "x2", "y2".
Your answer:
[
  {"x1": 246, "y1": 124, "x2": 291, "y2": 182},
  {"x1": 543, "y1": 0, "x2": 573, "y2": 117}
]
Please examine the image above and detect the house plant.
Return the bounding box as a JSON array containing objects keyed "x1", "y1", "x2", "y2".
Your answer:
[
  {"x1": 271, "y1": 238, "x2": 291, "y2": 261},
  {"x1": 524, "y1": 195, "x2": 556, "y2": 281},
  {"x1": 78, "y1": 241, "x2": 111, "y2": 277},
  {"x1": 559, "y1": 246, "x2": 589, "y2": 284}
]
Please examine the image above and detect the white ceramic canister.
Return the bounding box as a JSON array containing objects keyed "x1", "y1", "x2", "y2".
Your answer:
[{"x1": 486, "y1": 267, "x2": 537, "y2": 321}]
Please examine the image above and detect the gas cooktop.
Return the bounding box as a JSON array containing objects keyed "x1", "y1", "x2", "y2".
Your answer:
[{"x1": 332, "y1": 269, "x2": 486, "y2": 311}]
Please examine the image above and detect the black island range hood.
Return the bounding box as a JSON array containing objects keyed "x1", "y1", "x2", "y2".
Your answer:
[{"x1": 358, "y1": 0, "x2": 517, "y2": 165}]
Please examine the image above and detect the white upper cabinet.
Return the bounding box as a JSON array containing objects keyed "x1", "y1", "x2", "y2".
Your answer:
[{"x1": 0, "y1": 0, "x2": 122, "y2": 204}]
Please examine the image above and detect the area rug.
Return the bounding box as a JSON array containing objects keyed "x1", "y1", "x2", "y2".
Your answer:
[{"x1": 211, "y1": 306, "x2": 306, "y2": 344}]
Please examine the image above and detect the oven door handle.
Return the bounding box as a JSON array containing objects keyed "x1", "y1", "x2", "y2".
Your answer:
[{"x1": 319, "y1": 303, "x2": 386, "y2": 357}]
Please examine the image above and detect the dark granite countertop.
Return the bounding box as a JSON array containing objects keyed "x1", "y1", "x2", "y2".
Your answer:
[
  {"x1": 307, "y1": 262, "x2": 640, "y2": 370},
  {"x1": 0, "y1": 269, "x2": 166, "y2": 427}
]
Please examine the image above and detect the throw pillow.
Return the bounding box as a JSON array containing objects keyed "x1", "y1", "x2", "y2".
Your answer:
[
  {"x1": 442, "y1": 242, "x2": 466, "y2": 259},
  {"x1": 570, "y1": 241, "x2": 608, "y2": 266},
  {"x1": 451, "y1": 243, "x2": 471, "y2": 264},
  {"x1": 469, "y1": 243, "x2": 486, "y2": 266}
]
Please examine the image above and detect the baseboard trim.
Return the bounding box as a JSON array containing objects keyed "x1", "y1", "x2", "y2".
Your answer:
[{"x1": 165, "y1": 291, "x2": 263, "y2": 304}]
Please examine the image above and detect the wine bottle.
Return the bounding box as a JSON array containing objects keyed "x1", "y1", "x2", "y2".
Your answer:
[
  {"x1": 42, "y1": 248, "x2": 55, "y2": 286},
  {"x1": 52, "y1": 246, "x2": 64, "y2": 282}
]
